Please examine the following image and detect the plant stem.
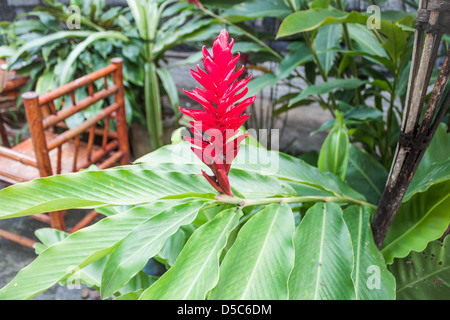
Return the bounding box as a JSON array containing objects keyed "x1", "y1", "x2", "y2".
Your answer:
[
  {"x1": 335, "y1": 0, "x2": 362, "y2": 105},
  {"x1": 215, "y1": 194, "x2": 377, "y2": 210},
  {"x1": 144, "y1": 62, "x2": 164, "y2": 149},
  {"x1": 302, "y1": 32, "x2": 337, "y2": 116}
]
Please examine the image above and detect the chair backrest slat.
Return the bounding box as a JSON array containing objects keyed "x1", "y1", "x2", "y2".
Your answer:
[{"x1": 21, "y1": 58, "x2": 129, "y2": 177}]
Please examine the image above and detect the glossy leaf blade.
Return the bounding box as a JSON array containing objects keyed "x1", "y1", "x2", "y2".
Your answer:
[
  {"x1": 382, "y1": 182, "x2": 450, "y2": 264},
  {"x1": 140, "y1": 207, "x2": 242, "y2": 300},
  {"x1": 0, "y1": 168, "x2": 215, "y2": 220},
  {"x1": 0, "y1": 199, "x2": 198, "y2": 300},
  {"x1": 288, "y1": 202, "x2": 355, "y2": 300},
  {"x1": 343, "y1": 205, "x2": 396, "y2": 300},
  {"x1": 100, "y1": 200, "x2": 210, "y2": 298},
  {"x1": 209, "y1": 203, "x2": 295, "y2": 300}
]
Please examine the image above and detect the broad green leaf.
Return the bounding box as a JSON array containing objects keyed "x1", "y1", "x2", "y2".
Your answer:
[
  {"x1": 229, "y1": 168, "x2": 298, "y2": 198},
  {"x1": 382, "y1": 182, "x2": 450, "y2": 264},
  {"x1": 277, "y1": 9, "x2": 368, "y2": 38},
  {"x1": 318, "y1": 111, "x2": 350, "y2": 181},
  {"x1": 100, "y1": 200, "x2": 209, "y2": 298},
  {"x1": 347, "y1": 23, "x2": 389, "y2": 59},
  {"x1": 136, "y1": 142, "x2": 366, "y2": 202},
  {"x1": 289, "y1": 78, "x2": 368, "y2": 107},
  {"x1": 209, "y1": 203, "x2": 295, "y2": 299},
  {"x1": 140, "y1": 207, "x2": 242, "y2": 300},
  {"x1": 288, "y1": 202, "x2": 355, "y2": 300},
  {"x1": 0, "y1": 168, "x2": 215, "y2": 220},
  {"x1": 379, "y1": 20, "x2": 411, "y2": 62},
  {"x1": 404, "y1": 124, "x2": 450, "y2": 201},
  {"x1": 345, "y1": 146, "x2": 388, "y2": 205},
  {"x1": 0, "y1": 199, "x2": 198, "y2": 300},
  {"x1": 388, "y1": 236, "x2": 450, "y2": 300},
  {"x1": 314, "y1": 25, "x2": 341, "y2": 76},
  {"x1": 343, "y1": 206, "x2": 396, "y2": 300}
]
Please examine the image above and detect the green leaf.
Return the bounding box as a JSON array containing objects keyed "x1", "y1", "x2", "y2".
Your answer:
[
  {"x1": 405, "y1": 124, "x2": 450, "y2": 201},
  {"x1": 0, "y1": 199, "x2": 198, "y2": 300},
  {"x1": 100, "y1": 200, "x2": 209, "y2": 298},
  {"x1": 277, "y1": 9, "x2": 368, "y2": 38},
  {"x1": 343, "y1": 205, "x2": 396, "y2": 300},
  {"x1": 382, "y1": 182, "x2": 450, "y2": 265},
  {"x1": 209, "y1": 203, "x2": 295, "y2": 299},
  {"x1": 156, "y1": 67, "x2": 180, "y2": 118},
  {"x1": 245, "y1": 73, "x2": 278, "y2": 98},
  {"x1": 347, "y1": 23, "x2": 389, "y2": 59},
  {"x1": 314, "y1": 24, "x2": 341, "y2": 76},
  {"x1": 388, "y1": 236, "x2": 450, "y2": 300},
  {"x1": 318, "y1": 111, "x2": 350, "y2": 181},
  {"x1": 140, "y1": 207, "x2": 242, "y2": 300},
  {"x1": 35, "y1": 69, "x2": 56, "y2": 95},
  {"x1": 155, "y1": 228, "x2": 188, "y2": 268},
  {"x1": 136, "y1": 142, "x2": 366, "y2": 202},
  {"x1": 289, "y1": 78, "x2": 368, "y2": 107},
  {"x1": 288, "y1": 202, "x2": 355, "y2": 300},
  {"x1": 345, "y1": 145, "x2": 388, "y2": 205},
  {"x1": 379, "y1": 20, "x2": 411, "y2": 61},
  {"x1": 277, "y1": 42, "x2": 312, "y2": 80},
  {"x1": 0, "y1": 168, "x2": 215, "y2": 220}
]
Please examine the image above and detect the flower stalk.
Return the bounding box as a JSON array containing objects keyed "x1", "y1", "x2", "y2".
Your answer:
[{"x1": 215, "y1": 194, "x2": 377, "y2": 210}]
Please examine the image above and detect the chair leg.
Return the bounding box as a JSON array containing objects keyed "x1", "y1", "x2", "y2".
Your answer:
[
  {"x1": 49, "y1": 211, "x2": 66, "y2": 231},
  {"x1": 69, "y1": 210, "x2": 99, "y2": 233},
  {"x1": 0, "y1": 119, "x2": 11, "y2": 148},
  {"x1": 0, "y1": 228, "x2": 36, "y2": 248}
]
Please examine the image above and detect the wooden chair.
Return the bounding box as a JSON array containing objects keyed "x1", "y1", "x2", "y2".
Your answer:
[{"x1": 0, "y1": 58, "x2": 130, "y2": 248}]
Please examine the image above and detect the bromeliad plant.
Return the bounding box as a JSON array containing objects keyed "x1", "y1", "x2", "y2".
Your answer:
[{"x1": 0, "y1": 30, "x2": 449, "y2": 301}]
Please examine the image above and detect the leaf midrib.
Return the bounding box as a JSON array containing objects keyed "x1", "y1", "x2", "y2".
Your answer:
[
  {"x1": 181, "y1": 211, "x2": 238, "y2": 299},
  {"x1": 313, "y1": 204, "x2": 327, "y2": 300},
  {"x1": 240, "y1": 206, "x2": 280, "y2": 299}
]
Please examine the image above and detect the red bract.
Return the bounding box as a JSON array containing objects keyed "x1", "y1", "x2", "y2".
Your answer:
[{"x1": 180, "y1": 29, "x2": 256, "y2": 196}]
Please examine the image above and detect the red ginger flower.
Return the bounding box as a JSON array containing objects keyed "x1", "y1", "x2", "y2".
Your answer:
[{"x1": 180, "y1": 29, "x2": 256, "y2": 196}]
